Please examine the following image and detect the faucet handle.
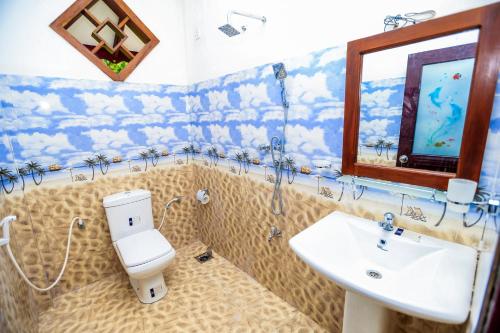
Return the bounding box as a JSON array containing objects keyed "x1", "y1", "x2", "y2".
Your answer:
[
  {"x1": 379, "y1": 212, "x2": 394, "y2": 231},
  {"x1": 268, "y1": 226, "x2": 282, "y2": 242}
]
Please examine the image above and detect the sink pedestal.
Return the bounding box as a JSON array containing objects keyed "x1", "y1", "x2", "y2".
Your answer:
[{"x1": 343, "y1": 291, "x2": 392, "y2": 333}]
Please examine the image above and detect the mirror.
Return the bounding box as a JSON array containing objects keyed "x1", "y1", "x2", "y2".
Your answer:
[
  {"x1": 342, "y1": 4, "x2": 500, "y2": 190},
  {"x1": 358, "y1": 30, "x2": 478, "y2": 173}
]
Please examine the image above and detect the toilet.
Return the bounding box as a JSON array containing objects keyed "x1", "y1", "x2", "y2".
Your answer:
[{"x1": 103, "y1": 189, "x2": 176, "y2": 304}]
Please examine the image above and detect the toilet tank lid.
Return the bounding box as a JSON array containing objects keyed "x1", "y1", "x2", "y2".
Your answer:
[{"x1": 103, "y1": 190, "x2": 151, "y2": 208}]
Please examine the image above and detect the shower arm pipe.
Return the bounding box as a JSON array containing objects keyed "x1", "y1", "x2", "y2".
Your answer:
[{"x1": 227, "y1": 10, "x2": 267, "y2": 25}]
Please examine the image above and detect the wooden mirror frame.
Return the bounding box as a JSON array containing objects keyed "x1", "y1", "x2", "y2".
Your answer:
[{"x1": 342, "y1": 3, "x2": 500, "y2": 190}]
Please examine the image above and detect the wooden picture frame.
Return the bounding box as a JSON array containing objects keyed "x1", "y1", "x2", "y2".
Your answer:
[
  {"x1": 396, "y1": 43, "x2": 477, "y2": 172},
  {"x1": 50, "y1": 0, "x2": 159, "y2": 81},
  {"x1": 342, "y1": 3, "x2": 500, "y2": 190}
]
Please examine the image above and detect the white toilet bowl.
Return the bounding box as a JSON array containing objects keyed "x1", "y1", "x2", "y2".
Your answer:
[
  {"x1": 114, "y1": 229, "x2": 176, "y2": 303},
  {"x1": 103, "y1": 190, "x2": 176, "y2": 304}
]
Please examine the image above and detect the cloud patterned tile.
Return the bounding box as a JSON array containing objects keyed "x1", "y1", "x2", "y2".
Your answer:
[
  {"x1": 0, "y1": 76, "x2": 191, "y2": 169},
  {"x1": 0, "y1": 43, "x2": 499, "y2": 193}
]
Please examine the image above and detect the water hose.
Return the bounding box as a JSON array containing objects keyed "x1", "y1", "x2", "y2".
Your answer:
[
  {"x1": 5, "y1": 217, "x2": 82, "y2": 292},
  {"x1": 270, "y1": 65, "x2": 289, "y2": 216}
]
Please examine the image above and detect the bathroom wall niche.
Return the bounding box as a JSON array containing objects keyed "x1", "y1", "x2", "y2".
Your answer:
[{"x1": 50, "y1": 0, "x2": 159, "y2": 81}]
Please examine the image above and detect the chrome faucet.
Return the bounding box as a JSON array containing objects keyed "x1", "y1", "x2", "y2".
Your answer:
[
  {"x1": 268, "y1": 226, "x2": 282, "y2": 242},
  {"x1": 377, "y1": 212, "x2": 394, "y2": 251},
  {"x1": 378, "y1": 212, "x2": 395, "y2": 231}
]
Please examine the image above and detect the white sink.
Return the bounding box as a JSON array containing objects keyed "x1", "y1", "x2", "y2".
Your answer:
[{"x1": 289, "y1": 211, "x2": 477, "y2": 330}]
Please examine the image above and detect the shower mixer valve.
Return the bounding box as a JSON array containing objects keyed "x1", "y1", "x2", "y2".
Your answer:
[
  {"x1": 268, "y1": 226, "x2": 282, "y2": 242},
  {"x1": 258, "y1": 144, "x2": 271, "y2": 152}
]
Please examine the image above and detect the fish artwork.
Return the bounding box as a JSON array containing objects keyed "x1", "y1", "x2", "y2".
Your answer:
[
  {"x1": 411, "y1": 57, "x2": 474, "y2": 157},
  {"x1": 427, "y1": 87, "x2": 463, "y2": 148},
  {"x1": 434, "y1": 141, "x2": 446, "y2": 147}
]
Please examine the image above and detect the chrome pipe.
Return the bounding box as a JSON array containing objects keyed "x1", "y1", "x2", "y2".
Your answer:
[{"x1": 227, "y1": 10, "x2": 267, "y2": 24}]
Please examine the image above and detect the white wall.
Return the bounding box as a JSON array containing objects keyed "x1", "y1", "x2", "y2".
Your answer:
[
  {"x1": 362, "y1": 30, "x2": 479, "y2": 82},
  {"x1": 0, "y1": 0, "x2": 189, "y2": 85},
  {"x1": 0, "y1": 0, "x2": 496, "y2": 85},
  {"x1": 183, "y1": 0, "x2": 497, "y2": 83}
]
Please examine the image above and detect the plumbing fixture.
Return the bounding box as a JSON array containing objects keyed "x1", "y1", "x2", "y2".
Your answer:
[
  {"x1": 158, "y1": 196, "x2": 183, "y2": 231},
  {"x1": 196, "y1": 189, "x2": 210, "y2": 205},
  {"x1": 366, "y1": 269, "x2": 383, "y2": 279},
  {"x1": 270, "y1": 62, "x2": 289, "y2": 215},
  {"x1": 377, "y1": 239, "x2": 389, "y2": 251},
  {"x1": 166, "y1": 196, "x2": 183, "y2": 209},
  {"x1": 379, "y1": 212, "x2": 395, "y2": 231},
  {"x1": 0, "y1": 215, "x2": 16, "y2": 247},
  {"x1": 78, "y1": 217, "x2": 86, "y2": 230},
  {"x1": 218, "y1": 10, "x2": 266, "y2": 37},
  {"x1": 195, "y1": 247, "x2": 213, "y2": 263},
  {"x1": 258, "y1": 144, "x2": 271, "y2": 153},
  {"x1": 103, "y1": 190, "x2": 175, "y2": 303},
  {"x1": 377, "y1": 212, "x2": 394, "y2": 251},
  {"x1": 1, "y1": 215, "x2": 84, "y2": 292},
  {"x1": 268, "y1": 226, "x2": 282, "y2": 242},
  {"x1": 384, "y1": 10, "x2": 436, "y2": 31}
]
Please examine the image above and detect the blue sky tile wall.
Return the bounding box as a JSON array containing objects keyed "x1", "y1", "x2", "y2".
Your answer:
[
  {"x1": 189, "y1": 46, "x2": 347, "y2": 168},
  {"x1": 0, "y1": 43, "x2": 498, "y2": 193},
  {"x1": 0, "y1": 76, "x2": 190, "y2": 170},
  {"x1": 359, "y1": 78, "x2": 405, "y2": 146}
]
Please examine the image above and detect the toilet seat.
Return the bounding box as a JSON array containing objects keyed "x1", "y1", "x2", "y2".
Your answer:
[{"x1": 116, "y1": 229, "x2": 173, "y2": 267}]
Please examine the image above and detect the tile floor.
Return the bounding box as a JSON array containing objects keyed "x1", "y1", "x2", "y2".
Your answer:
[{"x1": 39, "y1": 241, "x2": 327, "y2": 332}]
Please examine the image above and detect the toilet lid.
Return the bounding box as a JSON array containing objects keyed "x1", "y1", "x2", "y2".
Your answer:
[{"x1": 116, "y1": 229, "x2": 173, "y2": 267}]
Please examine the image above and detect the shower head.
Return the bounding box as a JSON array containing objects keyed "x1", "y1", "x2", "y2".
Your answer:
[
  {"x1": 218, "y1": 24, "x2": 241, "y2": 37},
  {"x1": 272, "y1": 63, "x2": 287, "y2": 80},
  {"x1": 219, "y1": 10, "x2": 266, "y2": 37}
]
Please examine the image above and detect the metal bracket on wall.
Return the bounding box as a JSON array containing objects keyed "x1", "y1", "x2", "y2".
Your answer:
[{"x1": 337, "y1": 175, "x2": 447, "y2": 203}]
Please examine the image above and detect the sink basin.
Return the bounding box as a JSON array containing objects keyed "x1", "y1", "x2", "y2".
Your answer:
[{"x1": 289, "y1": 211, "x2": 477, "y2": 327}]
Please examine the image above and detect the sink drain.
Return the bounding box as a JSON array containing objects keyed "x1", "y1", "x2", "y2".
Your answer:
[{"x1": 366, "y1": 269, "x2": 382, "y2": 279}]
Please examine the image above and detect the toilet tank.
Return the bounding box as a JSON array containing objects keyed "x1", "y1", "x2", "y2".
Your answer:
[{"x1": 103, "y1": 190, "x2": 154, "y2": 242}]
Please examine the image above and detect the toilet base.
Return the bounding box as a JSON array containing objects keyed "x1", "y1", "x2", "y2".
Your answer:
[{"x1": 129, "y1": 273, "x2": 167, "y2": 304}]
